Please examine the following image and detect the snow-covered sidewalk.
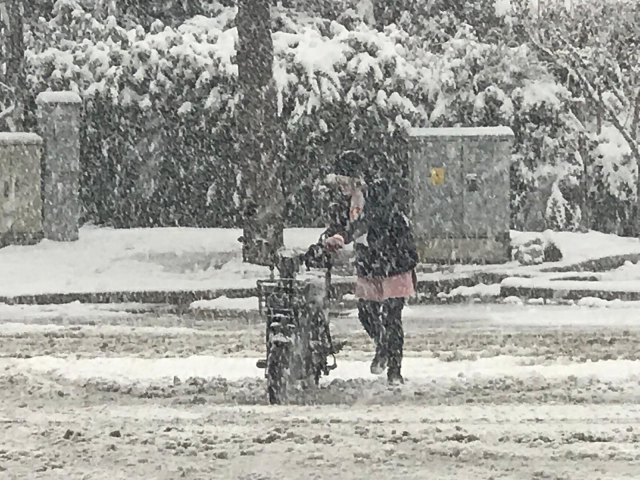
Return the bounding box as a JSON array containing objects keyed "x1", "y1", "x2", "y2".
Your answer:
[
  {"x1": 0, "y1": 226, "x2": 323, "y2": 298},
  {"x1": 3, "y1": 225, "x2": 640, "y2": 303}
]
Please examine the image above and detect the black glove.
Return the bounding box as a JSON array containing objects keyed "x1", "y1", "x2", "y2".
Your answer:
[{"x1": 303, "y1": 243, "x2": 330, "y2": 270}]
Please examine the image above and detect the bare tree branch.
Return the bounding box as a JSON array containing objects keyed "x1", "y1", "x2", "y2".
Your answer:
[
  {"x1": 632, "y1": 89, "x2": 640, "y2": 138},
  {"x1": 609, "y1": 60, "x2": 630, "y2": 108},
  {"x1": 525, "y1": 27, "x2": 640, "y2": 163},
  {"x1": 558, "y1": 38, "x2": 640, "y2": 161}
]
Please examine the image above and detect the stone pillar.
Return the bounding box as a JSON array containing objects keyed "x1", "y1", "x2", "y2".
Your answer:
[
  {"x1": 36, "y1": 91, "x2": 82, "y2": 242},
  {"x1": 0, "y1": 133, "x2": 43, "y2": 247}
]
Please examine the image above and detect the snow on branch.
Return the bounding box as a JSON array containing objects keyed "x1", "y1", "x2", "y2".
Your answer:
[{"x1": 525, "y1": 27, "x2": 640, "y2": 163}]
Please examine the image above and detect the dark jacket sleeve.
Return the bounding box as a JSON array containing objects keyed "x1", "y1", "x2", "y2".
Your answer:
[
  {"x1": 322, "y1": 196, "x2": 367, "y2": 244},
  {"x1": 322, "y1": 196, "x2": 348, "y2": 240}
]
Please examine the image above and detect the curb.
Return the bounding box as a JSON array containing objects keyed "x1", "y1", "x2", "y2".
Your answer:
[
  {"x1": 539, "y1": 253, "x2": 640, "y2": 274},
  {"x1": 0, "y1": 288, "x2": 258, "y2": 306},
  {"x1": 414, "y1": 272, "x2": 509, "y2": 298},
  {"x1": 0, "y1": 272, "x2": 511, "y2": 306},
  {"x1": 500, "y1": 285, "x2": 640, "y2": 302}
]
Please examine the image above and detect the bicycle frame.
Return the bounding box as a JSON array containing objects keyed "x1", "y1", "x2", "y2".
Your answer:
[{"x1": 256, "y1": 246, "x2": 337, "y2": 404}]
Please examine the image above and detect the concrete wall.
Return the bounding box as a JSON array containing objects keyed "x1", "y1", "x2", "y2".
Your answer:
[
  {"x1": 0, "y1": 133, "x2": 44, "y2": 246},
  {"x1": 408, "y1": 127, "x2": 514, "y2": 264}
]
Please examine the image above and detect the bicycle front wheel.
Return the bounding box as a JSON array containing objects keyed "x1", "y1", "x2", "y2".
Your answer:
[{"x1": 266, "y1": 332, "x2": 293, "y2": 405}]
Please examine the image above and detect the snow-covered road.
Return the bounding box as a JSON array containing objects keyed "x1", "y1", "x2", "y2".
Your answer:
[{"x1": 1, "y1": 304, "x2": 640, "y2": 478}]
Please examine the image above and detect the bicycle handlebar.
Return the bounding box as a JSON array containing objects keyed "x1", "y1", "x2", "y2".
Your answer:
[{"x1": 268, "y1": 242, "x2": 332, "y2": 279}]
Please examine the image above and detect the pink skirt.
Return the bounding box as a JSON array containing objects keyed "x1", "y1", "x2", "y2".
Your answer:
[{"x1": 355, "y1": 270, "x2": 416, "y2": 302}]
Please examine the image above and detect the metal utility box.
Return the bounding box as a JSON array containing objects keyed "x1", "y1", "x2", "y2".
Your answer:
[
  {"x1": 0, "y1": 133, "x2": 44, "y2": 247},
  {"x1": 408, "y1": 126, "x2": 514, "y2": 264}
]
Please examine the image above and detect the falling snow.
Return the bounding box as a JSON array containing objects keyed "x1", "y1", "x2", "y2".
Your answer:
[{"x1": 1, "y1": 1, "x2": 640, "y2": 478}]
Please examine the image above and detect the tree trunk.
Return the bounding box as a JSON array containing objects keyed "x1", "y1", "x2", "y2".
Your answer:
[
  {"x1": 236, "y1": 0, "x2": 284, "y2": 265},
  {"x1": 631, "y1": 89, "x2": 640, "y2": 141},
  {"x1": 1, "y1": 0, "x2": 25, "y2": 132},
  {"x1": 634, "y1": 90, "x2": 640, "y2": 236},
  {"x1": 580, "y1": 133, "x2": 591, "y2": 231},
  {"x1": 95, "y1": 0, "x2": 118, "y2": 20}
]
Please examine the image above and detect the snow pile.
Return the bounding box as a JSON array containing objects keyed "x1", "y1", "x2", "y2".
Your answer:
[
  {"x1": 511, "y1": 229, "x2": 563, "y2": 265},
  {"x1": 438, "y1": 283, "x2": 501, "y2": 300},
  {"x1": 598, "y1": 260, "x2": 640, "y2": 281},
  {"x1": 526, "y1": 298, "x2": 546, "y2": 305},
  {"x1": 190, "y1": 296, "x2": 259, "y2": 312},
  {"x1": 513, "y1": 237, "x2": 545, "y2": 265},
  {"x1": 503, "y1": 296, "x2": 524, "y2": 305},
  {"x1": 510, "y1": 229, "x2": 640, "y2": 267}
]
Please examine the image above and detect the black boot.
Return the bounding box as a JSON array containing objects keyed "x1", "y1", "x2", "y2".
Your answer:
[
  {"x1": 387, "y1": 367, "x2": 404, "y2": 385},
  {"x1": 359, "y1": 300, "x2": 387, "y2": 374},
  {"x1": 383, "y1": 298, "x2": 405, "y2": 385},
  {"x1": 370, "y1": 342, "x2": 387, "y2": 375}
]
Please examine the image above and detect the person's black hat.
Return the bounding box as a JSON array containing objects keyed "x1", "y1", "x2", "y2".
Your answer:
[{"x1": 334, "y1": 150, "x2": 366, "y2": 178}]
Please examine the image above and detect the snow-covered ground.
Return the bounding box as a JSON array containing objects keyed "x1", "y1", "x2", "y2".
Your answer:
[
  {"x1": 1, "y1": 304, "x2": 640, "y2": 478},
  {"x1": 601, "y1": 260, "x2": 640, "y2": 281},
  {"x1": 510, "y1": 229, "x2": 640, "y2": 266},
  {"x1": 0, "y1": 226, "x2": 324, "y2": 297},
  {"x1": 500, "y1": 233, "x2": 640, "y2": 298},
  {"x1": 0, "y1": 301, "x2": 154, "y2": 322},
  {"x1": 3, "y1": 225, "x2": 640, "y2": 300}
]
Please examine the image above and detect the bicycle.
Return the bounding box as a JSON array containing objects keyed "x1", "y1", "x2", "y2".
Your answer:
[{"x1": 256, "y1": 242, "x2": 344, "y2": 405}]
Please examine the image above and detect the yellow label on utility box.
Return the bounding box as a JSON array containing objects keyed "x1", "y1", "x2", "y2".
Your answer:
[{"x1": 430, "y1": 167, "x2": 445, "y2": 185}]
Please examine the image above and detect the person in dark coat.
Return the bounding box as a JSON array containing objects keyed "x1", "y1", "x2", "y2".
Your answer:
[{"x1": 323, "y1": 150, "x2": 418, "y2": 385}]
